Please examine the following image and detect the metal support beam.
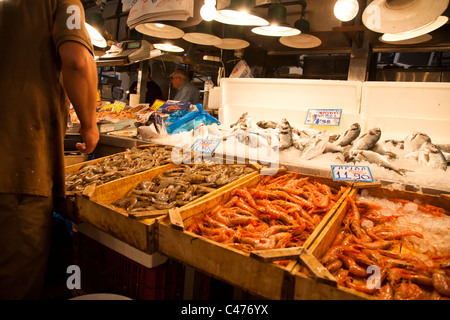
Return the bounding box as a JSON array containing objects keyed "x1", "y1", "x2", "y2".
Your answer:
[
  {"x1": 138, "y1": 60, "x2": 149, "y2": 103},
  {"x1": 347, "y1": 33, "x2": 371, "y2": 82}
]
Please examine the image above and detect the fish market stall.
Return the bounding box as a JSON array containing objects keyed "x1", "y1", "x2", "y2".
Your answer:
[{"x1": 154, "y1": 78, "x2": 450, "y2": 195}]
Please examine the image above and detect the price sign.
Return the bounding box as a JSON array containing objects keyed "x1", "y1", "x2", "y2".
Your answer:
[
  {"x1": 305, "y1": 109, "x2": 342, "y2": 126},
  {"x1": 331, "y1": 165, "x2": 374, "y2": 182},
  {"x1": 191, "y1": 139, "x2": 221, "y2": 156}
]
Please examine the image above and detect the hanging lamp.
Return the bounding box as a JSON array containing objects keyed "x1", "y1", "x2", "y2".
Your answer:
[
  {"x1": 214, "y1": 0, "x2": 268, "y2": 26},
  {"x1": 251, "y1": 4, "x2": 300, "y2": 37}
]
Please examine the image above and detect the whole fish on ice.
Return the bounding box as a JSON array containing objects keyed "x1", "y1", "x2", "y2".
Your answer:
[
  {"x1": 417, "y1": 142, "x2": 447, "y2": 171},
  {"x1": 352, "y1": 150, "x2": 410, "y2": 176},
  {"x1": 403, "y1": 132, "x2": 431, "y2": 153},
  {"x1": 334, "y1": 123, "x2": 361, "y2": 147},
  {"x1": 277, "y1": 118, "x2": 293, "y2": 150},
  {"x1": 351, "y1": 127, "x2": 381, "y2": 151}
]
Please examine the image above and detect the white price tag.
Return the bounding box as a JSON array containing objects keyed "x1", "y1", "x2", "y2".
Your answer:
[
  {"x1": 331, "y1": 165, "x2": 374, "y2": 182},
  {"x1": 191, "y1": 139, "x2": 221, "y2": 155},
  {"x1": 305, "y1": 109, "x2": 342, "y2": 126}
]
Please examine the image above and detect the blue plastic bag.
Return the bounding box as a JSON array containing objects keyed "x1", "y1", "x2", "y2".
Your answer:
[{"x1": 166, "y1": 104, "x2": 220, "y2": 134}]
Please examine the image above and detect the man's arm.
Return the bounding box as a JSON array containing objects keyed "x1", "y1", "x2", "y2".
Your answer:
[{"x1": 59, "y1": 41, "x2": 99, "y2": 154}]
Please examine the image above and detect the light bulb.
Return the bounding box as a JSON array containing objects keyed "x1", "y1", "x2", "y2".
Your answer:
[
  {"x1": 200, "y1": 1, "x2": 217, "y2": 22},
  {"x1": 334, "y1": 0, "x2": 359, "y2": 22}
]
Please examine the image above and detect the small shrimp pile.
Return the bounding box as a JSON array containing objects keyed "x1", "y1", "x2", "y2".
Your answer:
[
  {"x1": 112, "y1": 163, "x2": 256, "y2": 211},
  {"x1": 321, "y1": 194, "x2": 450, "y2": 300},
  {"x1": 65, "y1": 146, "x2": 174, "y2": 192},
  {"x1": 186, "y1": 173, "x2": 342, "y2": 259}
]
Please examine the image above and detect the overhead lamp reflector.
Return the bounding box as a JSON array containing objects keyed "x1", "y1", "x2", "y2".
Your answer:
[
  {"x1": 215, "y1": 38, "x2": 250, "y2": 49},
  {"x1": 381, "y1": 15, "x2": 448, "y2": 42},
  {"x1": 362, "y1": 0, "x2": 449, "y2": 34},
  {"x1": 153, "y1": 43, "x2": 185, "y2": 52},
  {"x1": 182, "y1": 21, "x2": 222, "y2": 45},
  {"x1": 135, "y1": 22, "x2": 185, "y2": 39},
  {"x1": 251, "y1": 4, "x2": 301, "y2": 37},
  {"x1": 85, "y1": 22, "x2": 107, "y2": 48},
  {"x1": 279, "y1": 34, "x2": 322, "y2": 48},
  {"x1": 378, "y1": 33, "x2": 432, "y2": 44},
  {"x1": 214, "y1": 0, "x2": 268, "y2": 26},
  {"x1": 334, "y1": 0, "x2": 359, "y2": 22}
]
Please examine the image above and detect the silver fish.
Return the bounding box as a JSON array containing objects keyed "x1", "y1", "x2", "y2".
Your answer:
[
  {"x1": 230, "y1": 112, "x2": 251, "y2": 130},
  {"x1": 257, "y1": 120, "x2": 278, "y2": 129},
  {"x1": 277, "y1": 118, "x2": 293, "y2": 150},
  {"x1": 335, "y1": 123, "x2": 361, "y2": 147},
  {"x1": 371, "y1": 142, "x2": 398, "y2": 159},
  {"x1": 351, "y1": 127, "x2": 382, "y2": 151},
  {"x1": 300, "y1": 135, "x2": 328, "y2": 160},
  {"x1": 353, "y1": 150, "x2": 409, "y2": 176},
  {"x1": 403, "y1": 132, "x2": 431, "y2": 153},
  {"x1": 417, "y1": 142, "x2": 447, "y2": 171}
]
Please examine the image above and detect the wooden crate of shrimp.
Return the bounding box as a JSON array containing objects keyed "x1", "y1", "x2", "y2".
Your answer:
[
  {"x1": 64, "y1": 144, "x2": 177, "y2": 196},
  {"x1": 303, "y1": 186, "x2": 450, "y2": 300},
  {"x1": 156, "y1": 171, "x2": 352, "y2": 299},
  {"x1": 76, "y1": 162, "x2": 259, "y2": 253}
]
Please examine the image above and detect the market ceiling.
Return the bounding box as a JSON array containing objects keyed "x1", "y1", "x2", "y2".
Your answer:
[{"x1": 82, "y1": 0, "x2": 450, "y2": 57}]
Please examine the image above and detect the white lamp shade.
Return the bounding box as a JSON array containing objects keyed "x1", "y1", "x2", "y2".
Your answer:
[
  {"x1": 363, "y1": 0, "x2": 449, "y2": 34},
  {"x1": 381, "y1": 15, "x2": 448, "y2": 42},
  {"x1": 280, "y1": 34, "x2": 322, "y2": 48},
  {"x1": 135, "y1": 23, "x2": 185, "y2": 39}
]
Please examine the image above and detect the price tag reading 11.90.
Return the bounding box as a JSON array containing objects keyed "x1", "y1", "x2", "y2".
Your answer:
[{"x1": 331, "y1": 165, "x2": 374, "y2": 183}]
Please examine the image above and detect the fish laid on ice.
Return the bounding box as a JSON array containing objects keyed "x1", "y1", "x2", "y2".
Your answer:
[
  {"x1": 334, "y1": 123, "x2": 361, "y2": 147},
  {"x1": 300, "y1": 132, "x2": 330, "y2": 160},
  {"x1": 257, "y1": 120, "x2": 278, "y2": 130},
  {"x1": 403, "y1": 132, "x2": 431, "y2": 153},
  {"x1": 371, "y1": 142, "x2": 398, "y2": 159},
  {"x1": 352, "y1": 150, "x2": 410, "y2": 176},
  {"x1": 277, "y1": 118, "x2": 293, "y2": 150},
  {"x1": 417, "y1": 142, "x2": 447, "y2": 171},
  {"x1": 230, "y1": 112, "x2": 251, "y2": 130},
  {"x1": 351, "y1": 127, "x2": 382, "y2": 151}
]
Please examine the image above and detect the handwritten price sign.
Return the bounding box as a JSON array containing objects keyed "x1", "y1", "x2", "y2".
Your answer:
[
  {"x1": 305, "y1": 109, "x2": 342, "y2": 126},
  {"x1": 331, "y1": 165, "x2": 374, "y2": 182},
  {"x1": 191, "y1": 139, "x2": 221, "y2": 156}
]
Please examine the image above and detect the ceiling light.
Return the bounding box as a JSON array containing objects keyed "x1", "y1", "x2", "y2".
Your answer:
[
  {"x1": 215, "y1": 25, "x2": 250, "y2": 50},
  {"x1": 85, "y1": 22, "x2": 107, "y2": 48},
  {"x1": 378, "y1": 33, "x2": 432, "y2": 44},
  {"x1": 214, "y1": 0, "x2": 269, "y2": 26},
  {"x1": 334, "y1": 0, "x2": 359, "y2": 22},
  {"x1": 381, "y1": 15, "x2": 448, "y2": 42},
  {"x1": 153, "y1": 43, "x2": 185, "y2": 52},
  {"x1": 200, "y1": 0, "x2": 217, "y2": 21},
  {"x1": 251, "y1": 4, "x2": 301, "y2": 37},
  {"x1": 362, "y1": 0, "x2": 449, "y2": 34},
  {"x1": 279, "y1": 34, "x2": 322, "y2": 48},
  {"x1": 182, "y1": 21, "x2": 222, "y2": 45},
  {"x1": 135, "y1": 22, "x2": 185, "y2": 39}
]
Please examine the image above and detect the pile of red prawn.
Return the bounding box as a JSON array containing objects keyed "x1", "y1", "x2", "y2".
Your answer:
[
  {"x1": 321, "y1": 196, "x2": 450, "y2": 300},
  {"x1": 186, "y1": 173, "x2": 342, "y2": 261}
]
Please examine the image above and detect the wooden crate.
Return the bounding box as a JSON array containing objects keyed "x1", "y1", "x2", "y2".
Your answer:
[
  {"x1": 156, "y1": 172, "x2": 352, "y2": 299},
  {"x1": 301, "y1": 185, "x2": 450, "y2": 300},
  {"x1": 75, "y1": 163, "x2": 259, "y2": 253}
]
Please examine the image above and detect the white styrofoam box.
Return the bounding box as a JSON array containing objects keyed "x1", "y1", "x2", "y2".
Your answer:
[
  {"x1": 207, "y1": 86, "x2": 221, "y2": 109},
  {"x1": 218, "y1": 78, "x2": 363, "y2": 133},
  {"x1": 361, "y1": 82, "x2": 450, "y2": 144}
]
